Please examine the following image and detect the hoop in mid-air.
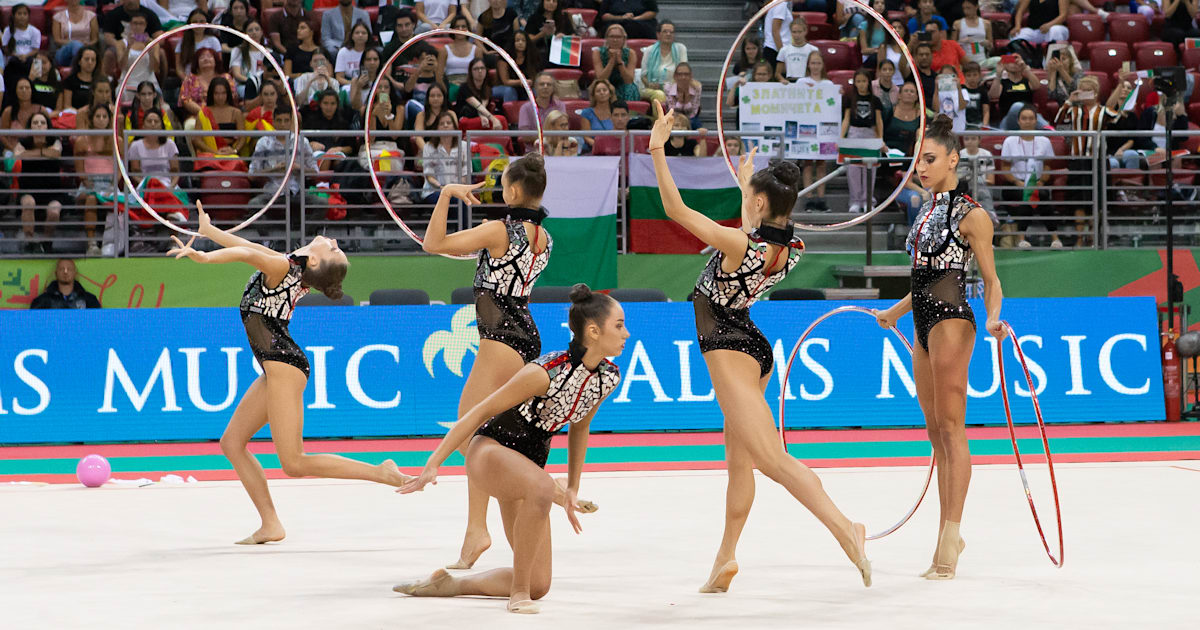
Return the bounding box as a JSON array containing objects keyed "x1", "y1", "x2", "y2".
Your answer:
[
  {"x1": 112, "y1": 23, "x2": 300, "y2": 237},
  {"x1": 715, "y1": 0, "x2": 926, "y2": 232},
  {"x1": 363, "y1": 29, "x2": 545, "y2": 259}
]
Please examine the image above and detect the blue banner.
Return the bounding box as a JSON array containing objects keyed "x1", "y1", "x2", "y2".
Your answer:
[{"x1": 0, "y1": 298, "x2": 1164, "y2": 444}]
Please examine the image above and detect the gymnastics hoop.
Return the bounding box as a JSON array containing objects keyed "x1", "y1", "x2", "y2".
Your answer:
[
  {"x1": 112, "y1": 23, "x2": 300, "y2": 237},
  {"x1": 996, "y1": 320, "x2": 1065, "y2": 568},
  {"x1": 364, "y1": 29, "x2": 544, "y2": 259},
  {"x1": 715, "y1": 0, "x2": 927, "y2": 232},
  {"x1": 776, "y1": 305, "x2": 934, "y2": 541}
]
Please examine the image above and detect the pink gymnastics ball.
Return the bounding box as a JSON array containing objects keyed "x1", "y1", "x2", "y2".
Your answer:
[{"x1": 76, "y1": 455, "x2": 111, "y2": 488}]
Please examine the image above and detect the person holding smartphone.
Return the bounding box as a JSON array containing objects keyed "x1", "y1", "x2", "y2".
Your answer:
[
  {"x1": 1052, "y1": 75, "x2": 1117, "y2": 247},
  {"x1": 1045, "y1": 44, "x2": 1083, "y2": 107}
]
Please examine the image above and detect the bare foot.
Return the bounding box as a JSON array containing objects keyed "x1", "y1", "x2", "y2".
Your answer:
[
  {"x1": 446, "y1": 530, "x2": 491, "y2": 570},
  {"x1": 851, "y1": 522, "x2": 871, "y2": 587},
  {"x1": 699, "y1": 560, "x2": 738, "y2": 593},
  {"x1": 553, "y1": 477, "x2": 599, "y2": 513},
  {"x1": 378, "y1": 459, "x2": 414, "y2": 488},
  {"x1": 235, "y1": 523, "x2": 286, "y2": 545},
  {"x1": 394, "y1": 568, "x2": 459, "y2": 597},
  {"x1": 507, "y1": 592, "x2": 540, "y2": 614}
]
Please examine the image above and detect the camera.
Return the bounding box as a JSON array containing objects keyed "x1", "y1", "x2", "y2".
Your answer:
[
  {"x1": 917, "y1": 31, "x2": 932, "y2": 42},
  {"x1": 1153, "y1": 66, "x2": 1185, "y2": 98}
]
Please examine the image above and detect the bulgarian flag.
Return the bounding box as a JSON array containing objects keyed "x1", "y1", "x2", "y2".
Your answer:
[
  {"x1": 628, "y1": 154, "x2": 769, "y2": 254},
  {"x1": 549, "y1": 35, "x2": 582, "y2": 67},
  {"x1": 1022, "y1": 173, "x2": 1040, "y2": 208},
  {"x1": 540, "y1": 156, "x2": 619, "y2": 289},
  {"x1": 1185, "y1": 38, "x2": 1200, "y2": 50},
  {"x1": 837, "y1": 137, "x2": 884, "y2": 164}
]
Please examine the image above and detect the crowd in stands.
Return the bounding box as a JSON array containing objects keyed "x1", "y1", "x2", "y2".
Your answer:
[{"x1": 0, "y1": 0, "x2": 1197, "y2": 256}]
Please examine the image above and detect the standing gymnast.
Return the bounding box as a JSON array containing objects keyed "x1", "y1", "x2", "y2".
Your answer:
[
  {"x1": 420, "y1": 153, "x2": 597, "y2": 570},
  {"x1": 167, "y1": 203, "x2": 411, "y2": 544},
  {"x1": 874, "y1": 114, "x2": 1005, "y2": 579},
  {"x1": 648, "y1": 102, "x2": 871, "y2": 593},
  {"x1": 393, "y1": 284, "x2": 626, "y2": 614}
]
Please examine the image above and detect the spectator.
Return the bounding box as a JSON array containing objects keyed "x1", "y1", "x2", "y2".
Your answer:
[
  {"x1": 926, "y1": 20, "x2": 964, "y2": 79},
  {"x1": 217, "y1": 0, "x2": 252, "y2": 56},
  {"x1": 664, "y1": 62, "x2": 701, "y2": 128},
  {"x1": 661, "y1": 110, "x2": 707, "y2": 157},
  {"x1": 883, "y1": 81, "x2": 923, "y2": 223},
  {"x1": 157, "y1": 0, "x2": 208, "y2": 26},
  {"x1": 335, "y1": 22, "x2": 373, "y2": 89},
  {"x1": 638, "y1": 20, "x2": 687, "y2": 105},
  {"x1": 75, "y1": 79, "x2": 113, "y2": 132},
  {"x1": 937, "y1": 64, "x2": 968, "y2": 130},
  {"x1": 591, "y1": 99, "x2": 629, "y2": 155},
  {"x1": 348, "y1": 48, "x2": 383, "y2": 114},
  {"x1": 526, "y1": 0, "x2": 572, "y2": 55},
  {"x1": 728, "y1": 35, "x2": 764, "y2": 87},
  {"x1": 52, "y1": 0, "x2": 99, "y2": 69},
  {"x1": 991, "y1": 54, "x2": 1049, "y2": 130},
  {"x1": 414, "y1": 82, "x2": 456, "y2": 154},
  {"x1": 1162, "y1": 0, "x2": 1200, "y2": 46},
  {"x1": 961, "y1": 60, "x2": 988, "y2": 129},
  {"x1": 799, "y1": 52, "x2": 829, "y2": 210},
  {"x1": 497, "y1": 31, "x2": 540, "y2": 103},
  {"x1": 957, "y1": 132, "x2": 996, "y2": 219},
  {"x1": 30, "y1": 260, "x2": 101, "y2": 309},
  {"x1": 859, "y1": 0, "x2": 890, "y2": 69},
  {"x1": 1000, "y1": 105, "x2": 1057, "y2": 247},
  {"x1": 23, "y1": 53, "x2": 59, "y2": 115},
  {"x1": 598, "y1": 0, "x2": 657, "y2": 40},
  {"x1": 1104, "y1": 80, "x2": 1153, "y2": 201},
  {"x1": 245, "y1": 80, "x2": 281, "y2": 138},
  {"x1": 0, "y1": 78, "x2": 49, "y2": 151},
  {"x1": 761, "y1": 0, "x2": 791, "y2": 66},
  {"x1": 76, "y1": 104, "x2": 116, "y2": 256},
  {"x1": 543, "y1": 109, "x2": 581, "y2": 156},
  {"x1": 479, "y1": 0, "x2": 520, "y2": 50},
  {"x1": 124, "y1": 80, "x2": 177, "y2": 133},
  {"x1": 842, "y1": 69, "x2": 884, "y2": 214},
  {"x1": 579, "y1": 78, "x2": 616, "y2": 150},
  {"x1": 913, "y1": 42, "x2": 937, "y2": 114},
  {"x1": 294, "y1": 50, "x2": 339, "y2": 105},
  {"x1": 192, "y1": 76, "x2": 244, "y2": 155},
  {"x1": 838, "y1": 0, "x2": 870, "y2": 41},
  {"x1": 883, "y1": 19, "x2": 913, "y2": 87},
  {"x1": 453, "y1": 57, "x2": 506, "y2": 130},
  {"x1": 724, "y1": 135, "x2": 743, "y2": 157},
  {"x1": 379, "y1": 9, "x2": 419, "y2": 71},
  {"x1": 117, "y1": 12, "x2": 163, "y2": 102},
  {"x1": 176, "y1": 9, "x2": 222, "y2": 78},
  {"x1": 775, "y1": 19, "x2": 816, "y2": 84},
  {"x1": 873, "y1": 58, "x2": 899, "y2": 119},
  {"x1": 179, "y1": 48, "x2": 233, "y2": 119},
  {"x1": 519, "y1": 70, "x2": 566, "y2": 132},
  {"x1": 952, "y1": 0, "x2": 991, "y2": 67},
  {"x1": 1012, "y1": 0, "x2": 1070, "y2": 45},
  {"x1": 594, "y1": 24, "x2": 641, "y2": 103},
  {"x1": 420, "y1": 110, "x2": 464, "y2": 204},
  {"x1": 1046, "y1": 45, "x2": 1083, "y2": 108},
  {"x1": 248, "y1": 105, "x2": 324, "y2": 226},
  {"x1": 16, "y1": 112, "x2": 64, "y2": 255},
  {"x1": 415, "y1": 0, "x2": 458, "y2": 34},
  {"x1": 59, "y1": 46, "x2": 99, "y2": 112},
  {"x1": 268, "y1": 0, "x2": 308, "y2": 56},
  {"x1": 3, "y1": 4, "x2": 42, "y2": 76},
  {"x1": 102, "y1": 0, "x2": 163, "y2": 52},
  {"x1": 1054, "y1": 75, "x2": 1115, "y2": 245},
  {"x1": 126, "y1": 108, "x2": 183, "y2": 222},
  {"x1": 303, "y1": 89, "x2": 359, "y2": 156},
  {"x1": 726, "y1": 60, "x2": 773, "y2": 109},
  {"x1": 322, "y1": 0, "x2": 371, "y2": 61},
  {"x1": 1129, "y1": 0, "x2": 1159, "y2": 23},
  {"x1": 285, "y1": 21, "x2": 321, "y2": 80},
  {"x1": 442, "y1": 14, "x2": 484, "y2": 87},
  {"x1": 230, "y1": 20, "x2": 267, "y2": 100},
  {"x1": 907, "y1": 0, "x2": 948, "y2": 35},
  {"x1": 402, "y1": 45, "x2": 446, "y2": 112}
]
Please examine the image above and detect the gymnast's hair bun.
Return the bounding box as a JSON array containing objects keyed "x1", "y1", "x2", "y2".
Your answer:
[
  {"x1": 569, "y1": 283, "x2": 594, "y2": 303},
  {"x1": 767, "y1": 159, "x2": 802, "y2": 190}
]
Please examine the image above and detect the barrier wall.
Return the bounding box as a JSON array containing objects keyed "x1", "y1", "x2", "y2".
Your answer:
[{"x1": 0, "y1": 298, "x2": 1164, "y2": 444}]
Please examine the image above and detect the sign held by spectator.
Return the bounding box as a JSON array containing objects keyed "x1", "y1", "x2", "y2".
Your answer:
[{"x1": 738, "y1": 80, "x2": 841, "y2": 159}]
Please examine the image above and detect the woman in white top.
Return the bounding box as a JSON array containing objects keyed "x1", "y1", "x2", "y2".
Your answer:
[
  {"x1": 52, "y1": 0, "x2": 99, "y2": 67},
  {"x1": 119, "y1": 13, "x2": 163, "y2": 105},
  {"x1": 416, "y1": 0, "x2": 457, "y2": 34},
  {"x1": 126, "y1": 109, "x2": 184, "y2": 222},
  {"x1": 421, "y1": 110, "x2": 464, "y2": 203},
  {"x1": 952, "y1": 0, "x2": 992, "y2": 67},
  {"x1": 883, "y1": 19, "x2": 912, "y2": 87},
  {"x1": 175, "y1": 9, "x2": 221, "y2": 77},
  {"x1": 2, "y1": 5, "x2": 42, "y2": 69},
  {"x1": 335, "y1": 22, "x2": 371, "y2": 88},
  {"x1": 1000, "y1": 105, "x2": 1058, "y2": 247},
  {"x1": 230, "y1": 20, "x2": 267, "y2": 100},
  {"x1": 441, "y1": 14, "x2": 482, "y2": 87}
]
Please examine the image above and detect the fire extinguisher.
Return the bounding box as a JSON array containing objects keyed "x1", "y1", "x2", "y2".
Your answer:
[{"x1": 1163, "y1": 331, "x2": 1182, "y2": 422}]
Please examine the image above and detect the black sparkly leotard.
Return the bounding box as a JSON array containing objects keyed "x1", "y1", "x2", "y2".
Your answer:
[
  {"x1": 475, "y1": 349, "x2": 621, "y2": 467},
  {"x1": 473, "y1": 210, "x2": 553, "y2": 362},
  {"x1": 239, "y1": 258, "x2": 311, "y2": 378},
  {"x1": 905, "y1": 182, "x2": 980, "y2": 351},
  {"x1": 692, "y1": 226, "x2": 804, "y2": 377}
]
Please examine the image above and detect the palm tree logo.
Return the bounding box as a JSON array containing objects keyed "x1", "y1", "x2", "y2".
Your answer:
[{"x1": 423, "y1": 306, "x2": 480, "y2": 377}]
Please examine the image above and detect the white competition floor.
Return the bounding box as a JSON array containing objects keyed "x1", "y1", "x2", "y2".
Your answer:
[{"x1": 1, "y1": 462, "x2": 1197, "y2": 629}]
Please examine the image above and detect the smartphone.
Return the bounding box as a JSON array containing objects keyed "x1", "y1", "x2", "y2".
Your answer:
[
  {"x1": 918, "y1": 31, "x2": 932, "y2": 42},
  {"x1": 1078, "y1": 90, "x2": 1095, "y2": 101},
  {"x1": 1051, "y1": 49, "x2": 1062, "y2": 60},
  {"x1": 1000, "y1": 54, "x2": 1018, "y2": 65}
]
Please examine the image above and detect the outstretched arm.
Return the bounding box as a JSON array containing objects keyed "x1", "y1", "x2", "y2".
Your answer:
[
  {"x1": 648, "y1": 101, "x2": 748, "y2": 259},
  {"x1": 167, "y1": 236, "x2": 291, "y2": 281},
  {"x1": 422, "y1": 182, "x2": 510, "y2": 257},
  {"x1": 194, "y1": 201, "x2": 278, "y2": 256}
]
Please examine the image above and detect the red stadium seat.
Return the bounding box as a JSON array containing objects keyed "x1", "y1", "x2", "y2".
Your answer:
[
  {"x1": 1135, "y1": 42, "x2": 1177, "y2": 70},
  {"x1": 1189, "y1": 102, "x2": 1200, "y2": 125},
  {"x1": 561, "y1": 99, "x2": 590, "y2": 113},
  {"x1": 1067, "y1": 13, "x2": 1106, "y2": 45},
  {"x1": 812, "y1": 40, "x2": 856, "y2": 72},
  {"x1": 1039, "y1": 100, "x2": 1059, "y2": 124},
  {"x1": 626, "y1": 39, "x2": 655, "y2": 64},
  {"x1": 1182, "y1": 47, "x2": 1200, "y2": 71},
  {"x1": 980, "y1": 135, "x2": 1006, "y2": 155},
  {"x1": 502, "y1": 101, "x2": 523, "y2": 126},
  {"x1": 828, "y1": 69, "x2": 856, "y2": 95},
  {"x1": 1107, "y1": 14, "x2": 1150, "y2": 46},
  {"x1": 309, "y1": 8, "x2": 325, "y2": 40},
  {"x1": 579, "y1": 38, "x2": 604, "y2": 75},
  {"x1": 626, "y1": 101, "x2": 651, "y2": 115},
  {"x1": 984, "y1": 12, "x2": 1013, "y2": 38},
  {"x1": 1087, "y1": 42, "x2": 1131, "y2": 75},
  {"x1": 807, "y1": 22, "x2": 839, "y2": 41},
  {"x1": 632, "y1": 134, "x2": 651, "y2": 153},
  {"x1": 798, "y1": 11, "x2": 827, "y2": 25},
  {"x1": 886, "y1": 11, "x2": 906, "y2": 23},
  {"x1": 546, "y1": 68, "x2": 583, "y2": 83},
  {"x1": 365, "y1": 6, "x2": 378, "y2": 24},
  {"x1": 565, "y1": 8, "x2": 598, "y2": 27},
  {"x1": 1084, "y1": 71, "x2": 1113, "y2": 102}
]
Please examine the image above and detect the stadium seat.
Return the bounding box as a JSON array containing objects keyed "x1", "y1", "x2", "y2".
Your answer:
[
  {"x1": 450, "y1": 287, "x2": 475, "y2": 305},
  {"x1": 1067, "y1": 13, "x2": 1106, "y2": 45},
  {"x1": 546, "y1": 68, "x2": 583, "y2": 83},
  {"x1": 632, "y1": 134, "x2": 651, "y2": 153},
  {"x1": 807, "y1": 22, "x2": 839, "y2": 41},
  {"x1": 1183, "y1": 47, "x2": 1200, "y2": 71},
  {"x1": 798, "y1": 11, "x2": 827, "y2": 24},
  {"x1": 1135, "y1": 42, "x2": 1177, "y2": 70},
  {"x1": 607, "y1": 288, "x2": 668, "y2": 302},
  {"x1": 502, "y1": 101, "x2": 523, "y2": 126},
  {"x1": 369, "y1": 289, "x2": 430, "y2": 305},
  {"x1": 529, "y1": 286, "x2": 573, "y2": 303},
  {"x1": 626, "y1": 40, "x2": 655, "y2": 63},
  {"x1": 1038, "y1": 100, "x2": 1059, "y2": 125},
  {"x1": 578, "y1": 37, "x2": 604, "y2": 74},
  {"x1": 565, "y1": 8, "x2": 598, "y2": 27},
  {"x1": 561, "y1": 99, "x2": 590, "y2": 114},
  {"x1": 1107, "y1": 14, "x2": 1150, "y2": 46},
  {"x1": 309, "y1": 9, "x2": 325, "y2": 40},
  {"x1": 770, "y1": 288, "x2": 824, "y2": 300},
  {"x1": 886, "y1": 11, "x2": 906, "y2": 23},
  {"x1": 812, "y1": 40, "x2": 857, "y2": 71},
  {"x1": 1188, "y1": 102, "x2": 1200, "y2": 125},
  {"x1": 980, "y1": 135, "x2": 1006, "y2": 155},
  {"x1": 828, "y1": 69, "x2": 856, "y2": 95},
  {"x1": 1085, "y1": 71, "x2": 1113, "y2": 102},
  {"x1": 626, "y1": 101, "x2": 651, "y2": 115},
  {"x1": 1087, "y1": 42, "x2": 1131, "y2": 75}
]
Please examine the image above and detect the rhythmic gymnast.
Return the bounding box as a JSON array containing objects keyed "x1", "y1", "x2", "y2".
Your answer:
[
  {"x1": 419, "y1": 153, "x2": 597, "y2": 570},
  {"x1": 874, "y1": 114, "x2": 1006, "y2": 579},
  {"x1": 648, "y1": 102, "x2": 871, "y2": 592},
  {"x1": 393, "y1": 284, "x2": 626, "y2": 614},
  {"x1": 167, "y1": 203, "x2": 411, "y2": 544}
]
